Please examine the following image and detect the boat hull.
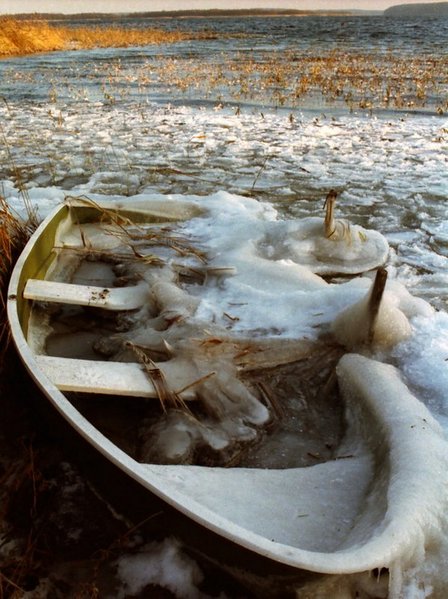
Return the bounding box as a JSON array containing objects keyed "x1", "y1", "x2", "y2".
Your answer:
[{"x1": 7, "y1": 198, "x2": 448, "y2": 583}]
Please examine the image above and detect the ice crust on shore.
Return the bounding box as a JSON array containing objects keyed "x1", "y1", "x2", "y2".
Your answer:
[{"x1": 115, "y1": 538, "x2": 207, "y2": 599}]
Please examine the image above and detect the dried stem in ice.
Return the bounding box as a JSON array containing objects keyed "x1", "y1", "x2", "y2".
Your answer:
[{"x1": 367, "y1": 267, "x2": 388, "y2": 345}]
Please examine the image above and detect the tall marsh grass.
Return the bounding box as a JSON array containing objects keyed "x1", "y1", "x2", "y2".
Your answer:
[
  {"x1": 0, "y1": 197, "x2": 37, "y2": 371},
  {"x1": 0, "y1": 18, "x2": 66, "y2": 56},
  {"x1": 0, "y1": 18, "x2": 210, "y2": 57}
]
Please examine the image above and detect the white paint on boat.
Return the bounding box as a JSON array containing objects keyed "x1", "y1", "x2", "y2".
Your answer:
[
  {"x1": 24, "y1": 279, "x2": 151, "y2": 311},
  {"x1": 35, "y1": 355, "x2": 193, "y2": 401}
]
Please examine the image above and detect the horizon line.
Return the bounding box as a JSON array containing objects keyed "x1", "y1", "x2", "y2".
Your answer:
[{"x1": 1, "y1": 7, "x2": 385, "y2": 16}]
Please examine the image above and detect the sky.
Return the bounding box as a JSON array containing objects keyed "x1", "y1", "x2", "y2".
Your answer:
[{"x1": 0, "y1": 0, "x2": 441, "y2": 14}]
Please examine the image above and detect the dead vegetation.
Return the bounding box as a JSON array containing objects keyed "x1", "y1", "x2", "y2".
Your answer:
[
  {"x1": 0, "y1": 197, "x2": 37, "y2": 370},
  {"x1": 153, "y1": 49, "x2": 448, "y2": 112},
  {"x1": 0, "y1": 417, "x2": 139, "y2": 598},
  {"x1": 0, "y1": 18, "x2": 66, "y2": 56},
  {"x1": 0, "y1": 17, "x2": 215, "y2": 58}
]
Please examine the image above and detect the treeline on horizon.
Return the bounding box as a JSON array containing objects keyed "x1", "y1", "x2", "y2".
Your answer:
[
  {"x1": 3, "y1": 8, "x2": 366, "y2": 21},
  {"x1": 6, "y1": 3, "x2": 448, "y2": 20}
]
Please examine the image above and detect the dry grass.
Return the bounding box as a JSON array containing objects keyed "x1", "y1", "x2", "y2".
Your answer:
[
  {"x1": 67, "y1": 196, "x2": 207, "y2": 263},
  {"x1": 0, "y1": 127, "x2": 40, "y2": 356},
  {"x1": 0, "y1": 18, "x2": 66, "y2": 56},
  {"x1": 63, "y1": 25, "x2": 201, "y2": 50},
  {"x1": 0, "y1": 18, "x2": 213, "y2": 57},
  {"x1": 0, "y1": 442, "x2": 41, "y2": 599},
  {"x1": 0, "y1": 197, "x2": 36, "y2": 371}
]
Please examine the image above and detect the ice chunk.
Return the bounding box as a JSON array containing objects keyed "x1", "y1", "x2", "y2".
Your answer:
[
  {"x1": 258, "y1": 191, "x2": 389, "y2": 276},
  {"x1": 332, "y1": 270, "x2": 412, "y2": 349}
]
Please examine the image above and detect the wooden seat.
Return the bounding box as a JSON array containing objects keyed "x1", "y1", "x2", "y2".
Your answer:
[
  {"x1": 24, "y1": 279, "x2": 149, "y2": 311},
  {"x1": 35, "y1": 355, "x2": 195, "y2": 400}
]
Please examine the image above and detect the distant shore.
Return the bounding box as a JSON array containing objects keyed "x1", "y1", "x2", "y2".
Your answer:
[
  {"x1": 5, "y1": 3, "x2": 448, "y2": 21},
  {"x1": 2, "y1": 9, "x2": 381, "y2": 21}
]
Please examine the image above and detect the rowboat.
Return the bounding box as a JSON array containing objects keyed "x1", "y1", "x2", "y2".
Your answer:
[{"x1": 7, "y1": 197, "x2": 448, "y2": 593}]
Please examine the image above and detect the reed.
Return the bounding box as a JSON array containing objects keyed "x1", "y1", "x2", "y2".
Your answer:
[
  {"x1": 0, "y1": 18, "x2": 213, "y2": 57},
  {"x1": 0, "y1": 18, "x2": 66, "y2": 55},
  {"x1": 152, "y1": 49, "x2": 448, "y2": 112},
  {"x1": 63, "y1": 25, "x2": 197, "y2": 50},
  {"x1": 0, "y1": 197, "x2": 36, "y2": 372}
]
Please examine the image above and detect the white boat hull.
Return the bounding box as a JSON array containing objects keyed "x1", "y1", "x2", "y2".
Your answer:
[{"x1": 7, "y1": 198, "x2": 448, "y2": 582}]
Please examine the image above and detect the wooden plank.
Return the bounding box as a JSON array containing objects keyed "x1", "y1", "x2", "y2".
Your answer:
[
  {"x1": 35, "y1": 355, "x2": 196, "y2": 400},
  {"x1": 24, "y1": 279, "x2": 149, "y2": 311},
  {"x1": 35, "y1": 355, "x2": 157, "y2": 396}
]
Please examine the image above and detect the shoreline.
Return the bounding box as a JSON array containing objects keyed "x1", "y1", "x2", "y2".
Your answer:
[{"x1": 3, "y1": 9, "x2": 382, "y2": 20}]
